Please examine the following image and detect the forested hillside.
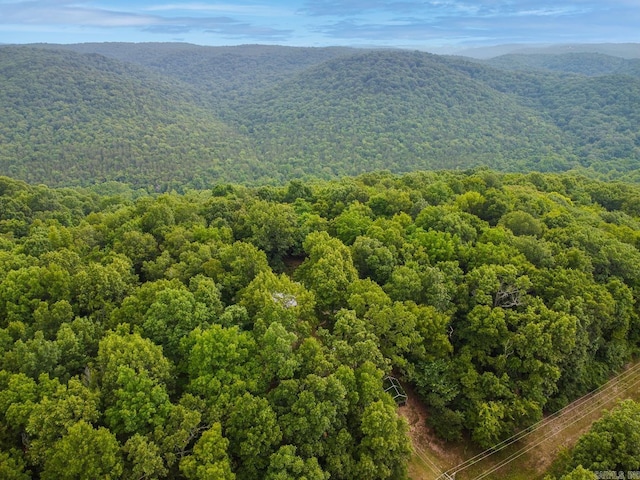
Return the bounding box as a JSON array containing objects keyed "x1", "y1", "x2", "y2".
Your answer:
[
  {"x1": 44, "y1": 42, "x2": 357, "y2": 111},
  {"x1": 0, "y1": 169, "x2": 639, "y2": 478},
  {"x1": 1, "y1": 44, "x2": 640, "y2": 188},
  {"x1": 234, "y1": 50, "x2": 573, "y2": 178},
  {"x1": 0, "y1": 47, "x2": 264, "y2": 189},
  {"x1": 484, "y1": 52, "x2": 640, "y2": 77}
]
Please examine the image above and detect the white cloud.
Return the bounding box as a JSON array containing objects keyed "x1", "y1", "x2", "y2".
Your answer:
[
  {"x1": 0, "y1": 0, "x2": 292, "y2": 39},
  {"x1": 144, "y1": 2, "x2": 289, "y2": 16}
]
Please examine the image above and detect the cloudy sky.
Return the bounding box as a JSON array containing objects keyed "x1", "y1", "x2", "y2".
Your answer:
[{"x1": 1, "y1": 0, "x2": 639, "y2": 50}]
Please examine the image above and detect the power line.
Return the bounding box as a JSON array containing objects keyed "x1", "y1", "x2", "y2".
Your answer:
[
  {"x1": 412, "y1": 442, "x2": 445, "y2": 478},
  {"x1": 439, "y1": 361, "x2": 640, "y2": 478},
  {"x1": 444, "y1": 361, "x2": 640, "y2": 477},
  {"x1": 470, "y1": 371, "x2": 640, "y2": 480}
]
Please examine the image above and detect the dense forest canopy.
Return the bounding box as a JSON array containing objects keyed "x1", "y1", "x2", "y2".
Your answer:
[
  {"x1": 1, "y1": 43, "x2": 640, "y2": 189},
  {"x1": 0, "y1": 169, "x2": 639, "y2": 478},
  {"x1": 1, "y1": 41, "x2": 640, "y2": 477}
]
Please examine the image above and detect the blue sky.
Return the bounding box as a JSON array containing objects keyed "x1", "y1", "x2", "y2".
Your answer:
[{"x1": 1, "y1": 1, "x2": 639, "y2": 50}]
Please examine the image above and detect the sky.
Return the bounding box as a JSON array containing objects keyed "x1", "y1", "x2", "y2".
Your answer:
[{"x1": 1, "y1": 0, "x2": 640, "y2": 51}]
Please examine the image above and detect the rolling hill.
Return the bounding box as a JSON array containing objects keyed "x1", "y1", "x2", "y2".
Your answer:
[
  {"x1": 0, "y1": 46, "x2": 264, "y2": 189},
  {"x1": 35, "y1": 42, "x2": 358, "y2": 116},
  {"x1": 483, "y1": 52, "x2": 640, "y2": 77},
  {"x1": 234, "y1": 50, "x2": 575, "y2": 180},
  {"x1": 1, "y1": 43, "x2": 640, "y2": 188}
]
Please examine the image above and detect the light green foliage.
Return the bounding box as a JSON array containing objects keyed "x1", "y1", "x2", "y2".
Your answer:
[
  {"x1": 265, "y1": 445, "x2": 329, "y2": 480},
  {"x1": 500, "y1": 210, "x2": 544, "y2": 237},
  {"x1": 41, "y1": 420, "x2": 123, "y2": 480},
  {"x1": 151, "y1": 402, "x2": 202, "y2": 469},
  {"x1": 180, "y1": 423, "x2": 235, "y2": 480},
  {"x1": 122, "y1": 434, "x2": 168, "y2": 480},
  {"x1": 74, "y1": 255, "x2": 137, "y2": 318},
  {"x1": 113, "y1": 229, "x2": 158, "y2": 272},
  {"x1": 356, "y1": 400, "x2": 411, "y2": 480},
  {"x1": 204, "y1": 241, "x2": 270, "y2": 304},
  {"x1": 0, "y1": 450, "x2": 30, "y2": 480},
  {"x1": 25, "y1": 377, "x2": 101, "y2": 464},
  {"x1": 558, "y1": 465, "x2": 598, "y2": 480},
  {"x1": 333, "y1": 202, "x2": 374, "y2": 245},
  {"x1": 327, "y1": 309, "x2": 387, "y2": 371},
  {"x1": 0, "y1": 372, "x2": 38, "y2": 437},
  {"x1": 570, "y1": 400, "x2": 640, "y2": 471},
  {"x1": 258, "y1": 322, "x2": 300, "y2": 382},
  {"x1": 96, "y1": 330, "x2": 173, "y2": 393},
  {"x1": 239, "y1": 270, "x2": 317, "y2": 336},
  {"x1": 278, "y1": 374, "x2": 349, "y2": 459},
  {"x1": 141, "y1": 287, "x2": 209, "y2": 361},
  {"x1": 0, "y1": 264, "x2": 71, "y2": 325},
  {"x1": 295, "y1": 231, "x2": 358, "y2": 314},
  {"x1": 0, "y1": 168, "x2": 639, "y2": 476},
  {"x1": 187, "y1": 324, "x2": 261, "y2": 403},
  {"x1": 226, "y1": 393, "x2": 282, "y2": 479},
  {"x1": 104, "y1": 366, "x2": 172, "y2": 436}
]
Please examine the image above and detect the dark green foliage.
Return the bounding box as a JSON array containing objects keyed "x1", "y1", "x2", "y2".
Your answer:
[
  {"x1": 2, "y1": 45, "x2": 640, "y2": 187},
  {"x1": 0, "y1": 46, "x2": 261, "y2": 189}
]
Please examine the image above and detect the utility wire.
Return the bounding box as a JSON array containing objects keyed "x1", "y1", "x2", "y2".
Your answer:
[
  {"x1": 438, "y1": 361, "x2": 640, "y2": 478},
  {"x1": 470, "y1": 371, "x2": 640, "y2": 480},
  {"x1": 412, "y1": 442, "x2": 445, "y2": 478}
]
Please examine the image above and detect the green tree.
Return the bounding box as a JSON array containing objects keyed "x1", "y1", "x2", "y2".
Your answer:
[
  {"x1": 244, "y1": 200, "x2": 300, "y2": 264},
  {"x1": 238, "y1": 270, "x2": 316, "y2": 336},
  {"x1": 141, "y1": 287, "x2": 209, "y2": 362},
  {"x1": 95, "y1": 330, "x2": 173, "y2": 403},
  {"x1": 204, "y1": 241, "x2": 270, "y2": 304},
  {"x1": 180, "y1": 423, "x2": 235, "y2": 480},
  {"x1": 40, "y1": 420, "x2": 123, "y2": 480},
  {"x1": 187, "y1": 324, "x2": 260, "y2": 408},
  {"x1": 257, "y1": 322, "x2": 300, "y2": 382},
  {"x1": 570, "y1": 400, "x2": 640, "y2": 471},
  {"x1": 113, "y1": 229, "x2": 158, "y2": 274},
  {"x1": 265, "y1": 445, "x2": 328, "y2": 480},
  {"x1": 499, "y1": 210, "x2": 544, "y2": 237},
  {"x1": 0, "y1": 450, "x2": 29, "y2": 480},
  {"x1": 332, "y1": 202, "x2": 373, "y2": 245},
  {"x1": 295, "y1": 231, "x2": 358, "y2": 314},
  {"x1": 226, "y1": 393, "x2": 282, "y2": 479},
  {"x1": 122, "y1": 434, "x2": 168, "y2": 480},
  {"x1": 25, "y1": 377, "x2": 100, "y2": 465},
  {"x1": 104, "y1": 366, "x2": 172, "y2": 436},
  {"x1": 355, "y1": 400, "x2": 410, "y2": 480},
  {"x1": 351, "y1": 235, "x2": 396, "y2": 285},
  {"x1": 558, "y1": 465, "x2": 597, "y2": 480},
  {"x1": 73, "y1": 255, "x2": 137, "y2": 319}
]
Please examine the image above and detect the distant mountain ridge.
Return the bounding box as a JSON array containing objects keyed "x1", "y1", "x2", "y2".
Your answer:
[
  {"x1": 1, "y1": 42, "x2": 639, "y2": 189},
  {"x1": 29, "y1": 42, "x2": 359, "y2": 115},
  {"x1": 482, "y1": 52, "x2": 640, "y2": 77},
  {"x1": 454, "y1": 42, "x2": 640, "y2": 59}
]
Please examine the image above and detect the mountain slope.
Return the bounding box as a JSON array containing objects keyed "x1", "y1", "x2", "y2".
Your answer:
[
  {"x1": 235, "y1": 49, "x2": 576, "y2": 180},
  {"x1": 445, "y1": 55, "x2": 640, "y2": 174},
  {"x1": 1, "y1": 44, "x2": 640, "y2": 187},
  {"x1": 0, "y1": 46, "x2": 263, "y2": 189},
  {"x1": 37, "y1": 42, "x2": 358, "y2": 115},
  {"x1": 458, "y1": 42, "x2": 640, "y2": 59},
  {"x1": 484, "y1": 52, "x2": 640, "y2": 77}
]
